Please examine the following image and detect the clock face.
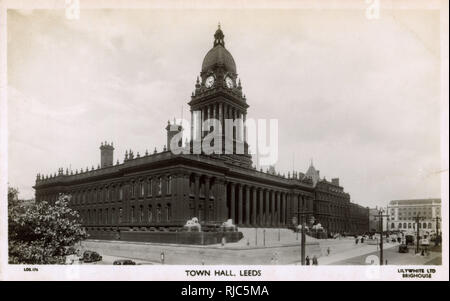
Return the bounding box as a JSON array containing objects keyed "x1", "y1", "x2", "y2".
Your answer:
[
  {"x1": 205, "y1": 76, "x2": 215, "y2": 88},
  {"x1": 225, "y1": 76, "x2": 234, "y2": 89}
]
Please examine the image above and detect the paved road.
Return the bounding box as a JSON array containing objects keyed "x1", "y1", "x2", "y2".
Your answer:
[{"x1": 330, "y1": 246, "x2": 442, "y2": 265}]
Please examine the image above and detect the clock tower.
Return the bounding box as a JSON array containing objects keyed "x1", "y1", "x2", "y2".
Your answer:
[{"x1": 188, "y1": 24, "x2": 252, "y2": 167}]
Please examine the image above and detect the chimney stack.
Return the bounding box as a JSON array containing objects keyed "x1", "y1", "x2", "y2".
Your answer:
[
  {"x1": 166, "y1": 120, "x2": 183, "y2": 152},
  {"x1": 100, "y1": 141, "x2": 114, "y2": 167}
]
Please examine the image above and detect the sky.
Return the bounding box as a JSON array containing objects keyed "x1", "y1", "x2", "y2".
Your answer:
[{"x1": 7, "y1": 8, "x2": 442, "y2": 207}]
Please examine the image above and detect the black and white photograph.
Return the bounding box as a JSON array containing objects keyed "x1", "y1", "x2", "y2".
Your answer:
[{"x1": 0, "y1": 0, "x2": 448, "y2": 281}]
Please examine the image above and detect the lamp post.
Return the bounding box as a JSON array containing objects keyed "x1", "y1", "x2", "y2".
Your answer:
[
  {"x1": 414, "y1": 214, "x2": 425, "y2": 254},
  {"x1": 374, "y1": 209, "x2": 389, "y2": 265},
  {"x1": 433, "y1": 217, "x2": 441, "y2": 246},
  {"x1": 295, "y1": 204, "x2": 308, "y2": 265}
]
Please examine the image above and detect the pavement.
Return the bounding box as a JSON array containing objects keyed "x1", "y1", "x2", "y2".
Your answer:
[
  {"x1": 329, "y1": 244, "x2": 442, "y2": 265},
  {"x1": 77, "y1": 230, "x2": 443, "y2": 265}
]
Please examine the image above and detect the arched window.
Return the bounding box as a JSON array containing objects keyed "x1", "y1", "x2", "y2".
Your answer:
[
  {"x1": 140, "y1": 181, "x2": 144, "y2": 197},
  {"x1": 148, "y1": 205, "x2": 153, "y2": 222},
  {"x1": 93, "y1": 209, "x2": 97, "y2": 224},
  {"x1": 408, "y1": 223, "x2": 411, "y2": 229},
  {"x1": 156, "y1": 204, "x2": 162, "y2": 222},
  {"x1": 110, "y1": 186, "x2": 114, "y2": 201},
  {"x1": 422, "y1": 222, "x2": 426, "y2": 229},
  {"x1": 135, "y1": 182, "x2": 139, "y2": 197},
  {"x1": 158, "y1": 177, "x2": 162, "y2": 195},
  {"x1": 139, "y1": 205, "x2": 143, "y2": 222},
  {"x1": 428, "y1": 222, "x2": 432, "y2": 229},
  {"x1": 131, "y1": 206, "x2": 135, "y2": 223},
  {"x1": 105, "y1": 208, "x2": 109, "y2": 224},
  {"x1": 99, "y1": 209, "x2": 102, "y2": 224},
  {"x1": 391, "y1": 223, "x2": 395, "y2": 229},
  {"x1": 198, "y1": 205, "x2": 203, "y2": 221},
  {"x1": 119, "y1": 207, "x2": 123, "y2": 223},
  {"x1": 167, "y1": 176, "x2": 172, "y2": 194},
  {"x1": 112, "y1": 208, "x2": 116, "y2": 223},
  {"x1": 147, "y1": 179, "x2": 152, "y2": 196},
  {"x1": 398, "y1": 223, "x2": 402, "y2": 229},
  {"x1": 131, "y1": 182, "x2": 135, "y2": 198},
  {"x1": 166, "y1": 203, "x2": 172, "y2": 221},
  {"x1": 119, "y1": 186, "x2": 123, "y2": 200}
]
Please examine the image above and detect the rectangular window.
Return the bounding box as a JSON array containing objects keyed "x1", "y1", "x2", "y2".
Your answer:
[
  {"x1": 112, "y1": 208, "x2": 115, "y2": 223},
  {"x1": 147, "y1": 179, "x2": 152, "y2": 196},
  {"x1": 158, "y1": 178, "x2": 162, "y2": 195},
  {"x1": 140, "y1": 182, "x2": 144, "y2": 197},
  {"x1": 119, "y1": 208, "x2": 123, "y2": 223},
  {"x1": 148, "y1": 206, "x2": 153, "y2": 222},
  {"x1": 131, "y1": 206, "x2": 135, "y2": 223},
  {"x1": 119, "y1": 187, "x2": 123, "y2": 200},
  {"x1": 167, "y1": 176, "x2": 172, "y2": 194},
  {"x1": 131, "y1": 183, "x2": 135, "y2": 198}
]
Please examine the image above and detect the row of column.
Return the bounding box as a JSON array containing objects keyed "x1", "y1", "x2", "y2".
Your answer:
[
  {"x1": 226, "y1": 182, "x2": 310, "y2": 227},
  {"x1": 191, "y1": 103, "x2": 246, "y2": 143}
]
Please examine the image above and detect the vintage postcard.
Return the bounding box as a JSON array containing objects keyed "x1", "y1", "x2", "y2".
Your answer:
[{"x1": 0, "y1": 0, "x2": 448, "y2": 282}]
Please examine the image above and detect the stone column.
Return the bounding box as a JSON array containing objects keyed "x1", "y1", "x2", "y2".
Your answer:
[
  {"x1": 270, "y1": 191, "x2": 275, "y2": 226},
  {"x1": 238, "y1": 184, "x2": 243, "y2": 225},
  {"x1": 245, "y1": 186, "x2": 250, "y2": 226},
  {"x1": 282, "y1": 193, "x2": 287, "y2": 225},
  {"x1": 275, "y1": 191, "x2": 281, "y2": 226},
  {"x1": 194, "y1": 174, "x2": 200, "y2": 217},
  {"x1": 265, "y1": 189, "x2": 270, "y2": 226},
  {"x1": 204, "y1": 176, "x2": 210, "y2": 221},
  {"x1": 252, "y1": 187, "x2": 257, "y2": 226},
  {"x1": 230, "y1": 183, "x2": 235, "y2": 223},
  {"x1": 259, "y1": 189, "x2": 264, "y2": 226},
  {"x1": 218, "y1": 179, "x2": 227, "y2": 222}
]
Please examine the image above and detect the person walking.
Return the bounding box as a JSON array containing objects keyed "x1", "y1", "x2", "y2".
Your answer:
[
  {"x1": 312, "y1": 255, "x2": 318, "y2": 265},
  {"x1": 327, "y1": 247, "x2": 330, "y2": 256},
  {"x1": 305, "y1": 256, "x2": 310, "y2": 265}
]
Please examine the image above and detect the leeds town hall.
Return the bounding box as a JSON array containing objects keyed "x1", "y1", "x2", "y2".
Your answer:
[{"x1": 34, "y1": 26, "x2": 369, "y2": 241}]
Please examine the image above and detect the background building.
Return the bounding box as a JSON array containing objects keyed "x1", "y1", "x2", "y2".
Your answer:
[
  {"x1": 388, "y1": 198, "x2": 441, "y2": 236},
  {"x1": 368, "y1": 206, "x2": 389, "y2": 233}
]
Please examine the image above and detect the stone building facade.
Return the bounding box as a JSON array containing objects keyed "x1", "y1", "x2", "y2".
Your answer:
[
  {"x1": 34, "y1": 26, "x2": 369, "y2": 237},
  {"x1": 388, "y1": 198, "x2": 441, "y2": 235}
]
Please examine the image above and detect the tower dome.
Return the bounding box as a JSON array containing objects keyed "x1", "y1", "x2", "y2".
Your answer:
[{"x1": 201, "y1": 24, "x2": 237, "y2": 74}]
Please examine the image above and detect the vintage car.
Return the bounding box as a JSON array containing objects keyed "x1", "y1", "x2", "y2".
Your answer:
[
  {"x1": 82, "y1": 250, "x2": 102, "y2": 263},
  {"x1": 113, "y1": 259, "x2": 136, "y2": 265},
  {"x1": 398, "y1": 244, "x2": 409, "y2": 253}
]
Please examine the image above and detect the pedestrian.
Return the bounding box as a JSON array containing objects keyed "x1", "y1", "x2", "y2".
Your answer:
[
  {"x1": 305, "y1": 256, "x2": 310, "y2": 265},
  {"x1": 327, "y1": 247, "x2": 330, "y2": 256},
  {"x1": 312, "y1": 255, "x2": 318, "y2": 265}
]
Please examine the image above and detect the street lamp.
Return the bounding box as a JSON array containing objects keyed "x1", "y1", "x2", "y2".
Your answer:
[
  {"x1": 374, "y1": 209, "x2": 389, "y2": 265},
  {"x1": 433, "y1": 217, "x2": 441, "y2": 246},
  {"x1": 414, "y1": 214, "x2": 425, "y2": 254},
  {"x1": 295, "y1": 204, "x2": 308, "y2": 265}
]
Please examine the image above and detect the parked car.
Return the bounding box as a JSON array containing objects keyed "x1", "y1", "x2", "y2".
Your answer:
[
  {"x1": 82, "y1": 251, "x2": 102, "y2": 263},
  {"x1": 398, "y1": 244, "x2": 409, "y2": 253},
  {"x1": 113, "y1": 259, "x2": 136, "y2": 265},
  {"x1": 405, "y1": 235, "x2": 415, "y2": 245}
]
